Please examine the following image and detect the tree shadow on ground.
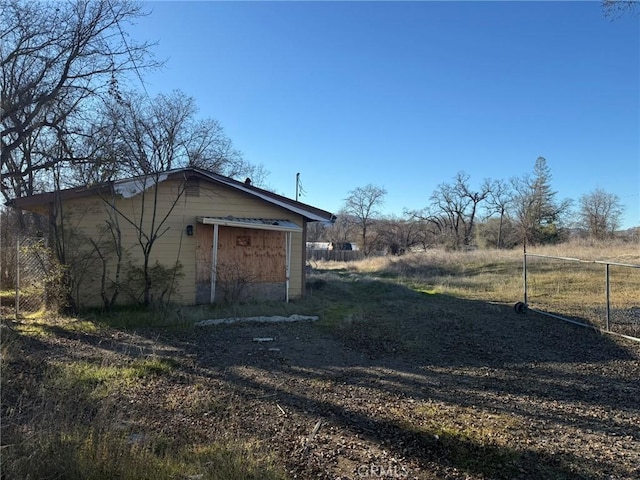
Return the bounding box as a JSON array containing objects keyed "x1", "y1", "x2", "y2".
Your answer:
[
  {"x1": 142, "y1": 276, "x2": 638, "y2": 478},
  {"x1": 177, "y1": 311, "x2": 638, "y2": 478},
  {"x1": 18, "y1": 274, "x2": 640, "y2": 479}
]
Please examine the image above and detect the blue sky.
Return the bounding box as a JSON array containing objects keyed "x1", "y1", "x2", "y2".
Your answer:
[{"x1": 128, "y1": 1, "x2": 639, "y2": 229}]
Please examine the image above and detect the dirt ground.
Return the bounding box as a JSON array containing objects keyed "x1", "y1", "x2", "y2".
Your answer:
[{"x1": 9, "y1": 294, "x2": 640, "y2": 480}]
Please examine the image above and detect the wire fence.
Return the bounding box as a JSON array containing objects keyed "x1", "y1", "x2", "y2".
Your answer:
[
  {"x1": 1, "y1": 236, "x2": 49, "y2": 319},
  {"x1": 523, "y1": 253, "x2": 640, "y2": 341}
]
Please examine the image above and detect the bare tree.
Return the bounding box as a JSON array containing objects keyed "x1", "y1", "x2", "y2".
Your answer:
[
  {"x1": 375, "y1": 215, "x2": 428, "y2": 255},
  {"x1": 87, "y1": 190, "x2": 125, "y2": 310},
  {"x1": 577, "y1": 188, "x2": 625, "y2": 240},
  {"x1": 343, "y1": 184, "x2": 387, "y2": 256},
  {"x1": 306, "y1": 220, "x2": 329, "y2": 242},
  {"x1": 76, "y1": 90, "x2": 256, "y2": 181},
  {"x1": 1, "y1": 0, "x2": 158, "y2": 203},
  {"x1": 425, "y1": 172, "x2": 491, "y2": 249},
  {"x1": 405, "y1": 207, "x2": 446, "y2": 247},
  {"x1": 327, "y1": 210, "x2": 357, "y2": 246},
  {"x1": 483, "y1": 179, "x2": 513, "y2": 248},
  {"x1": 602, "y1": 0, "x2": 639, "y2": 18},
  {"x1": 98, "y1": 173, "x2": 187, "y2": 307},
  {"x1": 475, "y1": 217, "x2": 520, "y2": 249}
]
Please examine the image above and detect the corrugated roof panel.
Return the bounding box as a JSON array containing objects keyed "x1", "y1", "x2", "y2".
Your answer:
[{"x1": 197, "y1": 216, "x2": 303, "y2": 232}]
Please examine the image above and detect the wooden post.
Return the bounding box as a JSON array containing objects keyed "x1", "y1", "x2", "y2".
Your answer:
[
  {"x1": 210, "y1": 224, "x2": 219, "y2": 304},
  {"x1": 285, "y1": 231, "x2": 292, "y2": 303}
]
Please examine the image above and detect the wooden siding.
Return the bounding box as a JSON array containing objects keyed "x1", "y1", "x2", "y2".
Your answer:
[
  {"x1": 53, "y1": 178, "x2": 307, "y2": 307},
  {"x1": 195, "y1": 223, "x2": 213, "y2": 284}
]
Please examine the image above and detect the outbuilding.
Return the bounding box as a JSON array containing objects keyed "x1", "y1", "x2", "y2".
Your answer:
[{"x1": 8, "y1": 168, "x2": 334, "y2": 308}]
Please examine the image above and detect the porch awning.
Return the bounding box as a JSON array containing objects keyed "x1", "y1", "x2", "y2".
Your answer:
[{"x1": 197, "y1": 216, "x2": 302, "y2": 232}]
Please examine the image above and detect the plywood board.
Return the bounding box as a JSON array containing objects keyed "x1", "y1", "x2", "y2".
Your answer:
[{"x1": 217, "y1": 226, "x2": 285, "y2": 283}]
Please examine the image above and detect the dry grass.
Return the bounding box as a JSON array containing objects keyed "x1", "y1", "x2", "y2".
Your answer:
[{"x1": 314, "y1": 240, "x2": 640, "y2": 334}]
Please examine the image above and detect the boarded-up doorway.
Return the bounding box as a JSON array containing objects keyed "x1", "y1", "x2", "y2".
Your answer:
[{"x1": 195, "y1": 223, "x2": 287, "y2": 304}]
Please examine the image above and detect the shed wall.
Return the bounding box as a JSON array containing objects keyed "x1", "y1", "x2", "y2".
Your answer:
[{"x1": 54, "y1": 178, "x2": 306, "y2": 307}]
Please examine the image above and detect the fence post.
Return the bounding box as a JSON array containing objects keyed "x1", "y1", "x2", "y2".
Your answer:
[
  {"x1": 605, "y1": 263, "x2": 610, "y2": 332},
  {"x1": 523, "y1": 244, "x2": 528, "y2": 306}
]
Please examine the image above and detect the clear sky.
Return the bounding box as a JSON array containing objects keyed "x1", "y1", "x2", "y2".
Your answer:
[{"x1": 128, "y1": 1, "x2": 640, "y2": 229}]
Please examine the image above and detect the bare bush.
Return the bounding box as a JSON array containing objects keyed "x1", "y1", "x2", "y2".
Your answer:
[{"x1": 215, "y1": 261, "x2": 258, "y2": 304}]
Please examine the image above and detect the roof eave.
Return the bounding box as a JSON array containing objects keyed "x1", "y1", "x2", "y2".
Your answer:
[
  {"x1": 186, "y1": 168, "x2": 333, "y2": 222},
  {"x1": 7, "y1": 167, "x2": 335, "y2": 222}
]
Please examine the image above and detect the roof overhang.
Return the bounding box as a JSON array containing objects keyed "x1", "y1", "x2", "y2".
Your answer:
[
  {"x1": 186, "y1": 169, "x2": 333, "y2": 222},
  {"x1": 7, "y1": 168, "x2": 335, "y2": 223},
  {"x1": 197, "y1": 216, "x2": 303, "y2": 232}
]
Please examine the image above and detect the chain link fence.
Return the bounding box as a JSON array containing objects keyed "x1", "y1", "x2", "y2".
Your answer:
[
  {"x1": 1, "y1": 236, "x2": 50, "y2": 319},
  {"x1": 523, "y1": 253, "x2": 640, "y2": 340}
]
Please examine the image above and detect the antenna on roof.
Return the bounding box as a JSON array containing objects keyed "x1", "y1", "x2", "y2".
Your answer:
[{"x1": 295, "y1": 173, "x2": 306, "y2": 202}]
